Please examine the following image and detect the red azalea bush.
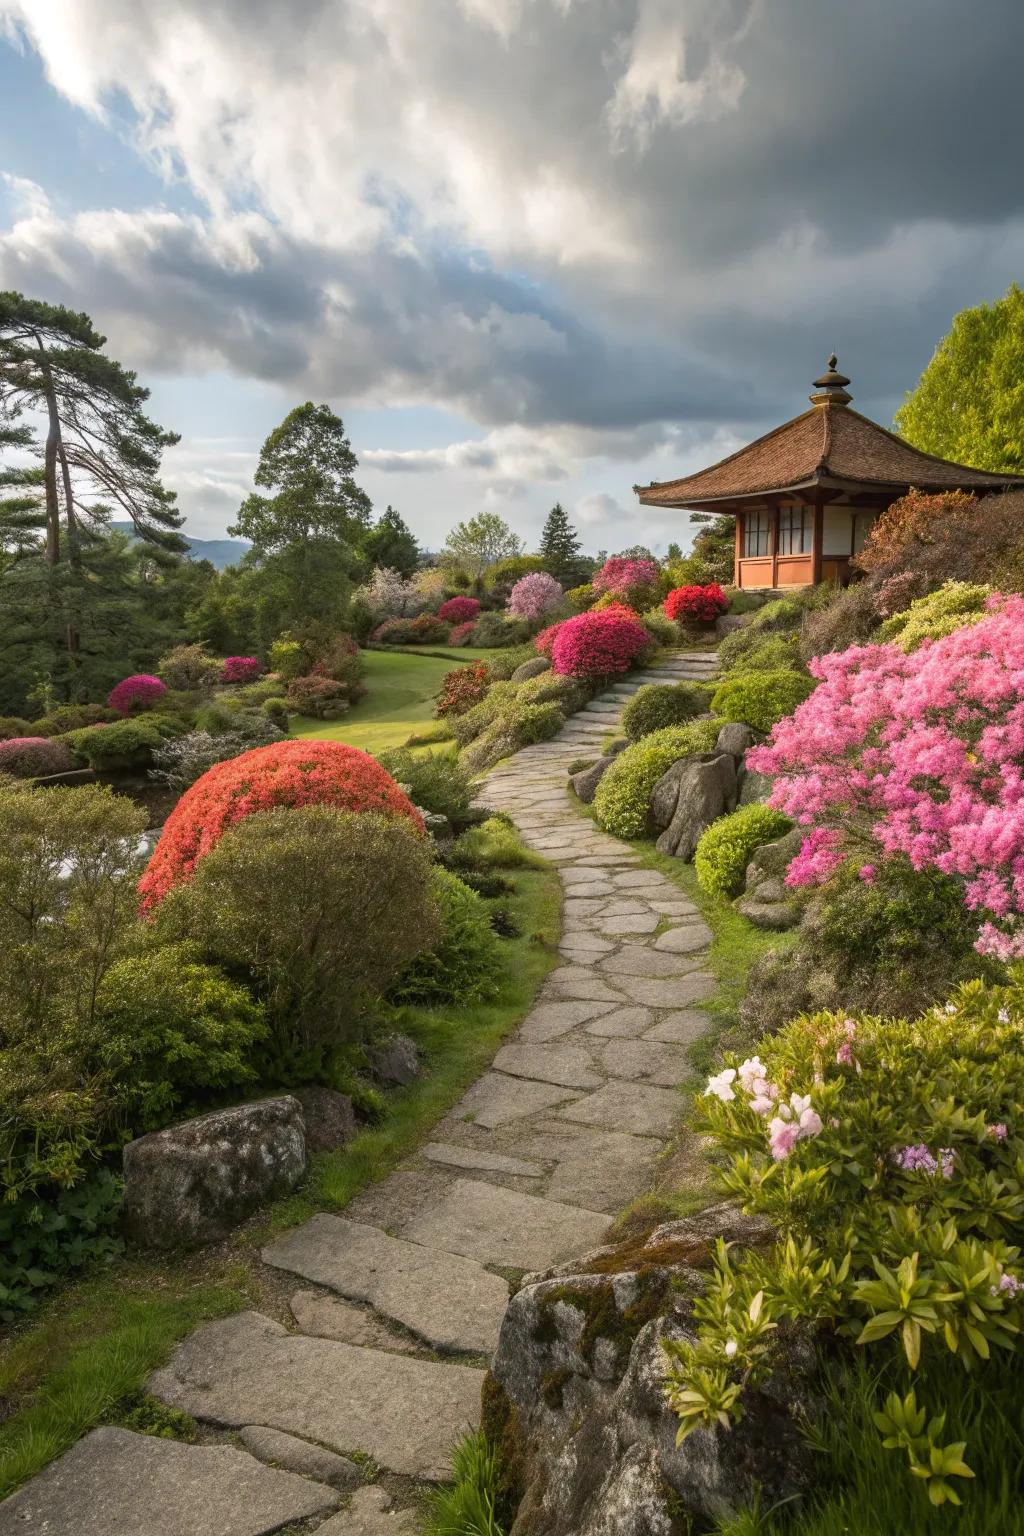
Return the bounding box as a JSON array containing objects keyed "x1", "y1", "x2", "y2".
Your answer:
[
  {"x1": 0, "y1": 736, "x2": 76, "y2": 779},
  {"x1": 436, "y1": 661, "x2": 491, "y2": 717},
  {"x1": 220, "y1": 656, "x2": 262, "y2": 685},
  {"x1": 592, "y1": 556, "x2": 661, "y2": 609},
  {"x1": 664, "y1": 583, "x2": 728, "y2": 624},
  {"x1": 534, "y1": 622, "x2": 563, "y2": 658},
  {"x1": 139, "y1": 740, "x2": 423, "y2": 912},
  {"x1": 448, "y1": 620, "x2": 477, "y2": 647},
  {"x1": 108, "y1": 674, "x2": 167, "y2": 715},
  {"x1": 438, "y1": 596, "x2": 481, "y2": 624},
  {"x1": 551, "y1": 608, "x2": 650, "y2": 679}
]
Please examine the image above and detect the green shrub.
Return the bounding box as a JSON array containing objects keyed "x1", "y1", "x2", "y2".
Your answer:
[
  {"x1": 725, "y1": 588, "x2": 768, "y2": 615},
  {"x1": 484, "y1": 643, "x2": 536, "y2": 680},
  {"x1": 232, "y1": 677, "x2": 289, "y2": 706},
  {"x1": 149, "y1": 721, "x2": 285, "y2": 791},
  {"x1": 261, "y1": 696, "x2": 289, "y2": 728},
  {"x1": 423, "y1": 1431, "x2": 505, "y2": 1536},
  {"x1": 621, "y1": 682, "x2": 709, "y2": 740},
  {"x1": 154, "y1": 806, "x2": 438, "y2": 1079},
  {"x1": 267, "y1": 636, "x2": 304, "y2": 679},
  {"x1": 469, "y1": 612, "x2": 530, "y2": 649},
  {"x1": 32, "y1": 702, "x2": 119, "y2": 735},
  {"x1": 390, "y1": 868, "x2": 501, "y2": 1006},
  {"x1": 878, "y1": 580, "x2": 992, "y2": 651},
  {"x1": 567, "y1": 756, "x2": 597, "y2": 774},
  {"x1": 376, "y1": 747, "x2": 475, "y2": 829},
  {"x1": 0, "y1": 1171, "x2": 123, "y2": 1321},
  {"x1": 449, "y1": 682, "x2": 518, "y2": 746},
  {"x1": 640, "y1": 609, "x2": 680, "y2": 647},
  {"x1": 710, "y1": 669, "x2": 815, "y2": 733},
  {"x1": 460, "y1": 701, "x2": 563, "y2": 773},
  {"x1": 719, "y1": 633, "x2": 804, "y2": 677},
  {"x1": 564, "y1": 583, "x2": 595, "y2": 613},
  {"x1": 668, "y1": 974, "x2": 1024, "y2": 1507},
  {"x1": 694, "y1": 805, "x2": 791, "y2": 897},
  {"x1": 63, "y1": 715, "x2": 185, "y2": 772},
  {"x1": 0, "y1": 715, "x2": 32, "y2": 740},
  {"x1": 592, "y1": 717, "x2": 721, "y2": 838},
  {"x1": 799, "y1": 580, "x2": 881, "y2": 660},
  {"x1": 449, "y1": 816, "x2": 545, "y2": 870},
  {"x1": 156, "y1": 643, "x2": 221, "y2": 692},
  {"x1": 93, "y1": 943, "x2": 266, "y2": 1135},
  {"x1": 515, "y1": 671, "x2": 590, "y2": 712}
]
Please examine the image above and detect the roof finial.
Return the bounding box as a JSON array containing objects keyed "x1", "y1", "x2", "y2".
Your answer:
[{"x1": 810, "y1": 354, "x2": 852, "y2": 407}]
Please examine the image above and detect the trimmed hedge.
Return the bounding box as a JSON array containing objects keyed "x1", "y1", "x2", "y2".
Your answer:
[
  {"x1": 710, "y1": 669, "x2": 815, "y2": 734},
  {"x1": 621, "y1": 682, "x2": 709, "y2": 741},
  {"x1": 694, "y1": 804, "x2": 792, "y2": 898}
]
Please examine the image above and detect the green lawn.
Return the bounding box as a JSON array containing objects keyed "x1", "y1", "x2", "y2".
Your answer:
[{"x1": 290, "y1": 647, "x2": 506, "y2": 754}]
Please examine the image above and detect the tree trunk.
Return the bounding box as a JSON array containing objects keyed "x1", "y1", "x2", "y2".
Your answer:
[{"x1": 34, "y1": 333, "x2": 80, "y2": 664}]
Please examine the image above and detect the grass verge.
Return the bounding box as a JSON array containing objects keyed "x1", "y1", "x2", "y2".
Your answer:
[{"x1": 0, "y1": 862, "x2": 560, "y2": 1499}]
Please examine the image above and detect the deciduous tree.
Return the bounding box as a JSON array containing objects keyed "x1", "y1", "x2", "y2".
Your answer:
[{"x1": 442, "y1": 511, "x2": 522, "y2": 579}]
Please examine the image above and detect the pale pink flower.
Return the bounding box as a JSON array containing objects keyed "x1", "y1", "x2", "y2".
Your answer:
[
  {"x1": 836, "y1": 1040, "x2": 855, "y2": 1066},
  {"x1": 768, "y1": 1118, "x2": 801, "y2": 1160},
  {"x1": 705, "y1": 1068, "x2": 737, "y2": 1102},
  {"x1": 987, "y1": 1122, "x2": 1009, "y2": 1141}
]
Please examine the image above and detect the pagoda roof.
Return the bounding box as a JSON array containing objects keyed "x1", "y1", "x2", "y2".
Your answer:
[{"x1": 636, "y1": 369, "x2": 1024, "y2": 510}]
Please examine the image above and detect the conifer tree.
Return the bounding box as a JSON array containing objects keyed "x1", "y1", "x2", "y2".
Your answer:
[{"x1": 538, "y1": 502, "x2": 583, "y2": 585}]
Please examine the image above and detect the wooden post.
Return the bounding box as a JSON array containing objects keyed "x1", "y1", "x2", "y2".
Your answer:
[
  {"x1": 770, "y1": 503, "x2": 779, "y2": 590},
  {"x1": 734, "y1": 514, "x2": 742, "y2": 587},
  {"x1": 812, "y1": 493, "x2": 823, "y2": 585}
]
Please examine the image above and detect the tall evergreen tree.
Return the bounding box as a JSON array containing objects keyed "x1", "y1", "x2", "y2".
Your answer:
[
  {"x1": 538, "y1": 502, "x2": 584, "y2": 584},
  {"x1": 361, "y1": 504, "x2": 419, "y2": 577},
  {"x1": 0, "y1": 413, "x2": 45, "y2": 575}
]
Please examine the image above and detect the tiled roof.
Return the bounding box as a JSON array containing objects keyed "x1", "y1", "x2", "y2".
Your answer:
[{"x1": 637, "y1": 404, "x2": 1024, "y2": 507}]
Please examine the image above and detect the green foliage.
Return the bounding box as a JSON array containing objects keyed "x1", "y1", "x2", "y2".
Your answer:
[
  {"x1": 424, "y1": 1431, "x2": 506, "y2": 1536},
  {"x1": 799, "y1": 582, "x2": 883, "y2": 661},
  {"x1": 230, "y1": 401, "x2": 371, "y2": 553},
  {"x1": 592, "y1": 717, "x2": 721, "y2": 839},
  {"x1": 695, "y1": 805, "x2": 792, "y2": 898},
  {"x1": 156, "y1": 642, "x2": 221, "y2": 692},
  {"x1": 720, "y1": 633, "x2": 805, "y2": 677},
  {"x1": 711, "y1": 669, "x2": 815, "y2": 733},
  {"x1": 0, "y1": 1172, "x2": 123, "y2": 1322},
  {"x1": 484, "y1": 643, "x2": 536, "y2": 680},
  {"x1": 564, "y1": 582, "x2": 595, "y2": 613},
  {"x1": 878, "y1": 580, "x2": 992, "y2": 651},
  {"x1": 470, "y1": 611, "x2": 530, "y2": 649},
  {"x1": 538, "y1": 502, "x2": 586, "y2": 586},
  {"x1": 443, "y1": 512, "x2": 523, "y2": 580},
  {"x1": 390, "y1": 867, "x2": 502, "y2": 1006},
  {"x1": 154, "y1": 806, "x2": 438, "y2": 1079},
  {"x1": 668, "y1": 973, "x2": 1024, "y2": 1508},
  {"x1": 262, "y1": 696, "x2": 289, "y2": 728},
  {"x1": 360, "y1": 504, "x2": 419, "y2": 577},
  {"x1": 62, "y1": 714, "x2": 185, "y2": 771},
  {"x1": 621, "y1": 682, "x2": 709, "y2": 741},
  {"x1": 449, "y1": 816, "x2": 546, "y2": 871},
  {"x1": 639, "y1": 608, "x2": 679, "y2": 644},
  {"x1": 376, "y1": 746, "x2": 475, "y2": 829},
  {"x1": 117, "y1": 1397, "x2": 197, "y2": 1441},
  {"x1": 32, "y1": 702, "x2": 119, "y2": 735},
  {"x1": 93, "y1": 944, "x2": 266, "y2": 1135},
  {"x1": 268, "y1": 636, "x2": 304, "y2": 679},
  {"x1": 896, "y1": 282, "x2": 1024, "y2": 473},
  {"x1": 483, "y1": 554, "x2": 545, "y2": 594},
  {"x1": 460, "y1": 700, "x2": 564, "y2": 773}
]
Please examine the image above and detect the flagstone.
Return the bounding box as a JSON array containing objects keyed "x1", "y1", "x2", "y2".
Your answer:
[{"x1": 401, "y1": 1177, "x2": 610, "y2": 1270}]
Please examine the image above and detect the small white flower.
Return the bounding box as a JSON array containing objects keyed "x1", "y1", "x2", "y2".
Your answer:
[
  {"x1": 999, "y1": 1008, "x2": 1010, "y2": 1023},
  {"x1": 724, "y1": 1339, "x2": 738, "y2": 1358},
  {"x1": 945, "y1": 1004, "x2": 957, "y2": 1015},
  {"x1": 789, "y1": 1093, "x2": 813, "y2": 1119},
  {"x1": 705, "y1": 1068, "x2": 737, "y2": 1102},
  {"x1": 737, "y1": 1056, "x2": 768, "y2": 1092}
]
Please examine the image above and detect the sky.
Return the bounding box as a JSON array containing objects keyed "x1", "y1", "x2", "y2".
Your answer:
[{"x1": 2, "y1": 1, "x2": 1023, "y2": 557}]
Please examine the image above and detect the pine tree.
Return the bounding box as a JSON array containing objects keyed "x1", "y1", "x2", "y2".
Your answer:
[
  {"x1": 0, "y1": 413, "x2": 45, "y2": 575},
  {"x1": 538, "y1": 502, "x2": 584, "y2": 585},
  {"x1": 361, "y1": 504, "x2": 419, "y2": 577}
]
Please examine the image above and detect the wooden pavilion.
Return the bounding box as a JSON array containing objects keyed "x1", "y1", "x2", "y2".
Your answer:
[{"x1": 636, "y1": 358, "x2": 1024, "y2": 589}]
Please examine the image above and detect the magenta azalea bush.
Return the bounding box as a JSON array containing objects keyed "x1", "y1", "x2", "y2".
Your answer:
[
  {"x1": 592, "y1": 556, "x2": 660, "y2": 608},
  {"x1": 551, "y1": 608, "x2": 650, "y2": 679},
  {"x1": 221, "y1": 656, "x2": 261, "y2": 684},
  {"x1": 748, "y1": 593, "x2": 1024, "y2": 956},
  {"x1": 438, "y1": 596, "x2": 481, "y2": 624},
  {"x1": 108, "y1": 674, "x2": 167, "y2": 715},
  {"x1": 507, "y1": 570, "x2": 563, "y2": 622}
]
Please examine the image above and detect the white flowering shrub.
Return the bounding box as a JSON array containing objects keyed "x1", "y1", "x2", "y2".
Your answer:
[
  {"x1": 666, "y1": 975, "x2": 1024, "y2": 1507},
  {"x1": 353, "y1": 566, "x2": 421, "y2": 618}
]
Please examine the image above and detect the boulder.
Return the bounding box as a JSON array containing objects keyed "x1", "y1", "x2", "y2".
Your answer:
[
  {"x1": 736, "y1": 827, "x2": 805, "y2": 929},
  {"x1": 654, "y1": 753, "x2": 737, "y2": 861},
  {"x1": 369, "y1": 1031, "x2": 421, "y2": 1087},
  {"x1": 512, "y1": 656, "x2": 551, "y2": 683},
  {"x1": 571, "y1": 756, "x2": 615, "y2": 804},
  {"x1": 735, "y1": 897, "x2": 800, "y2": 931},
  {"x1": 648, "y1": 757, "x2": 692, "y2": 833},
  {"x1": 745, "y1": 826, "x2": 804, "y2": 888},
  {"x1": 714, "y1": 614, "x2": 752, "y2": 637},
  {"x1": 292, "y1": 1087, "x2": 357, "y2": 1153},
  {"x1": 715, "y1": 722, "x2": 762, "y2": 759},
  {"x1": 122, "y1": 1097, "x2": 306, "y2": 1250},
  {"x1": 738, "y1": 766, "x2": 774, "y2": 806}
]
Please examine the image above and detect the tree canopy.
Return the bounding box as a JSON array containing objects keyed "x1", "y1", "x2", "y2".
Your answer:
[
  {"x1": 895, "y1": 283, "x2": 1024, "y2": 473},
  {"x1": 538, "y1": 502, "x2": 584, "y2": 585},
  {"x1": 442, "y1": 511, "x2": 523, "y2": 579},
  {"x1": 361, "y1": 504, "x2": 419, "y2": 577},
  {"x1": 230, "y1": 402, "x2": 372, "y2": 552}
]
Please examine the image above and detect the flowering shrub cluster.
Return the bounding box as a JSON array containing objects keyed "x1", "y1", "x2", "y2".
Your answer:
[
  {"x1": 436, "y1": 661, "x2": 491, "y2": 717},
  {"x1": 353, "y1": 565, "x2": 421, "y2": 618},
  {"x1": 221, "y1": 656, "x2": 262, "y2": 685},
  {"x1": 533, "y1": 622, "x2": 562, "y2": 658},
  {"x1": 748, "y1": 594, "x2": 1024, "y2": 955},
  {"x1": 507, "y1": 571, "x2": 564, "y2": 622},
  {"x1": 285, "y1": 674, "x2": 351, "y2": 718},
  {"x1": 551, "y1": 608, "x2": 650, "y2": 680},
  {"x1": 108, "y1": 674, "x2": 167, "y2": 715},
  {"x1": 0, "y1": 736, "x2": 75, "y2": 779},
  {"x1": 139, "y1": 740, "x2": 422, "y2": 912},
  {"x1": 666, "y1": 978, "x2": 1024, "y2": 1506},
  {"x1": 447, "y1": 620, "x2": 477, "y2": 647},
  {"x1": 664, "y1": 582, "x2": 727, "y2": 624},
  {"x1": 438, "y1": 595, "x2": 481, "y2": 624},
  {"x1": 592, "y1": 556, "x2": 660, "y2": 608}
]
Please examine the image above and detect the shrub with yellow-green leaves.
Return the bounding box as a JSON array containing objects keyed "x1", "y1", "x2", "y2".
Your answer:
[{"x1": 591, "y1": 717, "x2": 721, "y2": 839}]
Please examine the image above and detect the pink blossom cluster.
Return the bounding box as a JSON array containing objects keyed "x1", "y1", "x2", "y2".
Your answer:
[
  {"x1": 550, "y1": 608, "x2": 650, "y2": 679},
  {"x1": 592, "y1": 556, "x2": 660, "y2": 604},
  {"x1": 221, "y1": 656, "x2": 261, "y2": 684},
  {"x1": 108, "y1": 673, "x2": 167, "y2": 714},
  {"x1": 747, "y1": 594, "x2": 1024, "y2": 949},
  {"x1": 507, "y1": 571, "x2": 564, "y2": 621},
  {"x1": 705, "y1": 1056, "x2": 823, "y2": 1161},
  {"x1": 784, "y1": 827, "x2": 843, "y2": 887},
  {"x1": 993, "y1": 1270, "x2": 1023, "y2": 1298},
  {"x1": 892, "y1": 1144, "x2": 955, "y2": 1178}
]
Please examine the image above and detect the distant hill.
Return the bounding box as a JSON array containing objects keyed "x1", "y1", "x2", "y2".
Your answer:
[{"x1": 110, "y1": 522, "x2": 251, "y2": 570}]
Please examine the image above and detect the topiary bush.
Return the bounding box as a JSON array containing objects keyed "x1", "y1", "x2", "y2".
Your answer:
[
  {"x1": 694, "y1": 804, "x2": 792, "y2": 898},
  {"x1": 157, "y1": 643, "x2": 222, "y2": 693},
  {"x1": 389, "y1": 867, "x2": 501, "y2": 1006},
  {"x1": 376, "y1": 747, "x2": 476, "y2": 829},
  {"x1": 507, "y1": 571, "x2": 564, "y2": 622},
  {"x1": 63, "y1": 715, "x2": 185, "y2": 772},
  {"x1": 487, "y1": 643, "x2": 537, "y2": 680},
  {"x1": 436, "y1": 661, "x2": 491, "y2": 718},
  {"x1": 154, "y1": 806, "x2": 438, "y2": 1077},
  {"x1": 32, "y1": 703, "x2": 119, "y2": 736},
  {"x1": 621, "y1": 683, "x2": 709, "y2": 741},
  {"x1": 664, "y1": 583, "x2": 728, "y2": 624},
  {"x1": 220, "y1": 656, "x2": 262, "y2": 685},
  {"x1": 139, "y1": 739, "x2": 423, "y2": 912},
  {"x1": 710, "y1": 668, "x2": 815, "y2": 733},
  {"x1": 877, "y1": 579, "x2": 992, "y2": 651},
  {"x1": 592, "y1": 717, "x2": 721, "y2": 838},
  {"x1": 551, "y1": 608, "x2": 651, "y2": 679},
  {"x1": 108, "y1": 674, "x2": 168, "y2": 715},
  {"x1": 0, "y1": 736, "x2": 76, "y2": 779},
  {"x1": 438, "y1": 595, "x2": 481, "y2": 624}
]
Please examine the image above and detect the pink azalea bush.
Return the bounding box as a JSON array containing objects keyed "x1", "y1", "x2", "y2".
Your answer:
[
  {"x1": 551, "y1": 608, "x2": 650, "y2": 680},
  {"x1": 747, "y1": 594, "x2": 1024, "y2": 955},
  {"x1": 507, "y1": 571, "x2": 563, "y2": 622},
  {"x1": 108, "y1": 674, "x2": 167, "y2": 715},
  {"x1": 592, "y1": 556, "x2": 660, "y2": 609},
  {"x1": 220, "y1": 656, "x2": 261, "y2": 684}
]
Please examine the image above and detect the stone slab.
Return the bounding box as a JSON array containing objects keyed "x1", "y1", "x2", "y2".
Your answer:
[
  {"x1": 600, "y1": 945, "x2": 703, "y2": 978},
  {"x1": 492, "y1": 1041, "x2": 603, "y2": 1090},
  {"x1": 149, "y1": 1311, "x2": 484, "y2": 1481},
  {"x1": 597, "y1": 913, "x2": 659, "y2": 935},
  {"x1": 557, "y1": 1081, "x2": 682, "y2": 1137},
  {"x1": 0, "y1": 1426, "x2": 339, "y2": 1536},
  {"x1": 544, "y1": 967, "x2": 625, "y2": 1003},
  {"x1": 583, "y1": 1005, "x2": 655, "y2": 1039},
  {"x1": 644, "y1": 1010, "x2": 711, "y2": 1045},
  {"x1": 612, "y1": 972, "x2": 716, "y2": 1008},
  {"x1": 422, "y1": 1141, "x2": 544, "y2": 1177},
  {"x1": 654, "y1": 924, "x2": 713, "y2": 953},
  {"x1": 239, "y1": 1425, "x2": 360, "y2": 1488},
  {"x1": 401, "y1": 1177, "x2": 610, "y2": 1271},
  {"x1": 612, "y1": 871, "x2": 678, "y2": 890},
  {"x1": 263, "y1": 1214, "x2": 508, "y2": 1353},
  {"x1": 518, "y1": 999, "x2": 618, "y2": 1042},
  {"x1": 600, "y1": 1038, "x2": 693, "y2": 1087},
  {"x1": 289, "y1": 1290, "x2": 418, "y2": 1352},
  {"x1": 455, "y1": 1070, "x2": 579, "y2": 1127},
  {"x1": 545, "y1": 1130, "x2": 664, "y2": 1212},
  {"x1": 316, "y1": 1486, "x2": 419, "y2": 1536}
]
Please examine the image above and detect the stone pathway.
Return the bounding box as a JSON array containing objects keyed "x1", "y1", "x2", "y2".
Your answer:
[{"x1": 0, "y1": 652, "x2": 718, "y2": 1536}]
